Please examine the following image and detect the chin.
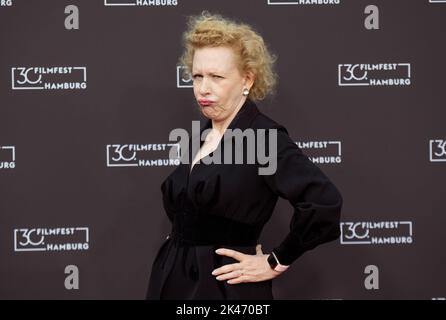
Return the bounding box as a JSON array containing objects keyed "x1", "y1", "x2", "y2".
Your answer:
[{"x1": 200, "y1": 108, "x2": 218, "y2": 119}]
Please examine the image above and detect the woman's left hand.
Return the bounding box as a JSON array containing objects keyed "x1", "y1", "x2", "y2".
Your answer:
[{"x1": 211, "y1": 244, "x2": 284, "y2": 284}]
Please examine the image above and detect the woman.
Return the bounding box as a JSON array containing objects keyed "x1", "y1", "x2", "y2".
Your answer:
[{"x1": 146, "y1": 12, "x2": 343, "y2": 300}]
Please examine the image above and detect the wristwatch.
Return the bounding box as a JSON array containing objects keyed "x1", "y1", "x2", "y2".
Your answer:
[{"x1": 267, "y1": 252, "x2": 289, "y2": 272}]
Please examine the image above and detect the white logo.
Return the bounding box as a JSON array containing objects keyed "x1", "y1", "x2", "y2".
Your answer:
[
  {"x1": 429, "y1": 139, "x2": 446, "y2": 162},
  {"x1": 340, "y1": 221, "x2": 413, "y2": 245},
  {"x1": 429, "y1": 0, "x2": 446, "y2": 3},
  {"x1": 267, "y1": 0, "x2": 340, "y2": 5},
  {"x1": 104, "y1": 0, "x2": 178, "y2": 6},
  {"x1": 65, "y1": 265, "x2": 80, "y2": 290},
  {"x1": 0, "y1": 146, "x2": 15, "y2": 170},
  {"x1": 0, "y1": 0, "x2": 12, "y2": 6},
  {"x1": 14, "y1": 227, "x2": 90, "y2": 252},
  {"x1": 338, "y1": 63, "x2": 411, "y2": 86},
  {"x1": 177, "y1": 66, "x2": 193, "y2": 88},
  {"x1": 106, "y1": 144, "x2": 180, "y2": 167},
  {"x1": 364, "y1": 265, "x2": 379, "y2": 290},
  {"x1": 296, "y1": 141, "x2": 341, "y2": 164},
  {"x1": 11, "y1": 67, "x2": 87, "y2": 90}
]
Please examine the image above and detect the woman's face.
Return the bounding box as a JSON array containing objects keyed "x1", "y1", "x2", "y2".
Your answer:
[{"x1": 192, "y1": 46, "x2": 252, "y2": 122}]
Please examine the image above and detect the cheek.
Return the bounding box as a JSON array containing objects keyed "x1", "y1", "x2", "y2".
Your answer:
[
  {"x1": 227, "y1": 80, "x2": 243, "y2": 94},
  {"x1": 216, "y1": 83, "x2": 235, "y2": 100},
  {"x1": 193, "y1": 83, "x2": 200, "y2": 96},
  {"x1": 224, "y1": 84, "x2": 242, "y2": 103}
]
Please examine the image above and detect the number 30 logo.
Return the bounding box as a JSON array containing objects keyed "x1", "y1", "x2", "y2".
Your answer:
[{"x1": 14, "y1": 67, "x2": 42, "y2": 85}]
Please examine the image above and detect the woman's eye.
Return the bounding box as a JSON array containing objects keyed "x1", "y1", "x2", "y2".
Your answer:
[
  {"x1": 192, "y1": 75, "x2": 202, "y2": 80},
  {"x1": 213, "y1": 75, "x2": 223, "y2": 79}
]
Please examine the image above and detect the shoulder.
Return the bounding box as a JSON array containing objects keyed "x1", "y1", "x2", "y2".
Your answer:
[
  {"x1": 250, "y1": 110, "x2": 289, "y2": 135},
  {"x1": 250, "y1": 110, "x2": 302, "y2": 153}
]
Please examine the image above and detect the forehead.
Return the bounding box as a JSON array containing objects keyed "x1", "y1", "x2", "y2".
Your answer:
[{"x1": 192, "y1": 46, "x2": 238, "y2": 72}]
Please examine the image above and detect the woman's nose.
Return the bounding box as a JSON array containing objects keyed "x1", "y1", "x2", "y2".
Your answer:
[{"x1": 198, "y1": 77, "x2": 210, "y2": 95}]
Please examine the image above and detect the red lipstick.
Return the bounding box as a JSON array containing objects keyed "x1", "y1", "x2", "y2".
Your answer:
[{"x1": 198, "y1": 99, "x2": 214, "y2": 107}]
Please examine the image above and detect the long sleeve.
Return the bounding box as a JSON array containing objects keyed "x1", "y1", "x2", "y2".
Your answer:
[{"x1": 262, "y1": 126, "x2": 343, "y2": 266}]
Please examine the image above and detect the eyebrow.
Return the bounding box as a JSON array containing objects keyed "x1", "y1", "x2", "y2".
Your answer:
[{"x1": 192, "y1": 69, "x2": 225, "y2": 75}]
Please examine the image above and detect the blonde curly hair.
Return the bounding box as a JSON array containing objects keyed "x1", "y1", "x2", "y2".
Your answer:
[{"x1": 179, "y1": 12, "x2": 277, "y2": 101}]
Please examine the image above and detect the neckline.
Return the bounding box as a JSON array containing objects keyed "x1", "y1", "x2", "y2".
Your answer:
[
  {"x1": 200, "y1": 98, "x2": 255, "y2": 133},
  {"x1": 188, "y1": 98, "x2": 257, "y2": 176}
]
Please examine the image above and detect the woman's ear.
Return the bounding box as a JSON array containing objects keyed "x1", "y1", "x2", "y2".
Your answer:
[{"x1": 243, "y1": 71, "x2": 255, "y2": 90}]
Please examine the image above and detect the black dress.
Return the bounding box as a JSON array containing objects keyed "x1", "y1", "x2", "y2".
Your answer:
[{"x1": 146, "y1": 99, "x2": 343, "y2": 300}]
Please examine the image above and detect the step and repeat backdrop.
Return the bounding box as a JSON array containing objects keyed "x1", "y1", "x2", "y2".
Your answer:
[{"x1": 1, "y1": 0, "x2": 445, "y2": 299}]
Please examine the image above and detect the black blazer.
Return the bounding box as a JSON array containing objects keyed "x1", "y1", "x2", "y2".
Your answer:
[{"x1": 147, "y1": 98, "x2": 342, "y2": 299}]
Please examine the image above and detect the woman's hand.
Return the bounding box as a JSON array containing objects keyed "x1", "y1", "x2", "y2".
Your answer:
[{"x1": 211, "y1": 244, "x2": 284, "y2": 284}]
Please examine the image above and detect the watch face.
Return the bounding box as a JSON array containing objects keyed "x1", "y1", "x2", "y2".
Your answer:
[{"x1": 268, "y1": 254, "x2": 278, "y2": 269}]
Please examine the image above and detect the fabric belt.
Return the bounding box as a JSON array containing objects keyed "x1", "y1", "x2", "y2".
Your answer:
[{"x1": 170, "y1": 212, "x2": 262, "y2": 247}]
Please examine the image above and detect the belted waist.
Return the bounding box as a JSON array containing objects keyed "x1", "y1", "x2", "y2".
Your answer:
[{"x1": 170, "y1": 212, "x2": 262, "y2": 246}]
